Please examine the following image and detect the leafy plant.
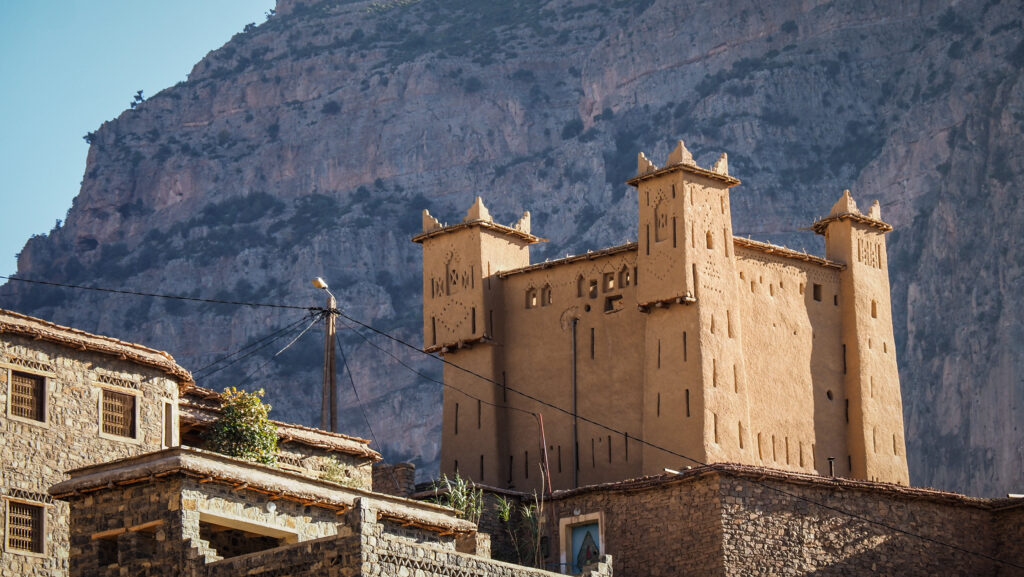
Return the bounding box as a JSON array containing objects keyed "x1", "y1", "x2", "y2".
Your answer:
[
  {"x1": 496, "y1": 488, "x2": 543, "y2": 567},
  {"x1": 431, "y1": 473, "x2": 483, "y2": 524},
  {"x1": 207, "y1": 387, "x2": 278, "y2": 466}
]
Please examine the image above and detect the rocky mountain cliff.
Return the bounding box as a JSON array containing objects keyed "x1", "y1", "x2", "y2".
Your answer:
[{"x1": 2, "y1": 0, "x2": 1021, "y2": 495}]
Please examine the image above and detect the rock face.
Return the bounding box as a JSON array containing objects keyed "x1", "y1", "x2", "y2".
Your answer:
[{"x1": 2, "y1": 0, "x2": 1021, "y2": 495}]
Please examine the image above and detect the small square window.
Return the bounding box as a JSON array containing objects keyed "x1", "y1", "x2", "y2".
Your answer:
[
  {"x1": 102, "y1": 389, "x2": 137, "y2": 438},
  {"x1": 7, "y1": 501, "x2": 45, "y2": 553},
  {"x1": 10, "y1": 371, "x2": 45, "y2": 422}
]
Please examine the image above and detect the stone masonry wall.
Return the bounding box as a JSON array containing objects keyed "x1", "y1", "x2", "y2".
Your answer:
[
  {"x1": 716, "y1": 476, "x2": 1015, "y2": 576},
  {"x1": 0, "y1": 335, "x2": 180, "y2": 577},
  {"x1": 204, "y1": 534, "x2": 362, "y2": 577},
  {"x1": 66, "y1": 479, "x2": 190, "y2": 577},
  {"x1": 371, "y1": 462, "x2": 416, "y2": 497},
  {"x1": 543, "y1": 471, "x2": 1023, "y2": 577},
  {"x1": 546, "y1": 476, "x2": 724, "y2": 577},
  {"x1": 994, "y1": 506, "x2": 1024, "y2": 577}
]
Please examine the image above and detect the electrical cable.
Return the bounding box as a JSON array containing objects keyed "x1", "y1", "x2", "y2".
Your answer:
[
  {"x1": 1, "y1": 275, "x2": 1016, "y2": 568},
  {"x1": 333, "y1": 329, "x2": 403, "y2": 492},
  {"x1": 224, "y1": 311, "x2": 324, "y2": 390},
  {"x1": 0, "y1": 275, "x2": 312, "y2": 311},
  {"x1": 336, "y1": 315, "x2": 536, "y2": 417},
  {"x1": 193, "y1": 312, "x2": 319, "y2": 379},
  {"x1": 330, "y1": 307, "x2": 1024, "y2": 571}
]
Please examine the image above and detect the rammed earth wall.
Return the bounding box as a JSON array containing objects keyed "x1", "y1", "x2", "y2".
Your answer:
[{"x1": 0, "y1": 335, "x2": 181, "y2": 577}]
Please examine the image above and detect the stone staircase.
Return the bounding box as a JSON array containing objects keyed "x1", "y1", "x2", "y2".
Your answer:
[{"x1": 187, "y1": 537, "x2": 224, "y2": 564}]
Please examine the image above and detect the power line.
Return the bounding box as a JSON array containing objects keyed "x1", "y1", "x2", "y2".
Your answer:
[
  {"x1": 1, "y1": 275, "x2": 1017, "y2": 568},
  {"x1": 336, "y1": 315, "x2": 535, "y2": 417},
  {"x1": 334, "y1": 330, "x2": 402, "y2": 492},
  {"x1": 0, "y1": 275, "x2": 313, "y2": 312},
  {"x1": 194, "y1": 312, "x2": 320, "y2": 379},
  {"x1": 228, "y1": 312, "x2": 324, "y2": 389},
  {"x1": 331, "y1": 308, "x2": 1023, "y2": 571}
]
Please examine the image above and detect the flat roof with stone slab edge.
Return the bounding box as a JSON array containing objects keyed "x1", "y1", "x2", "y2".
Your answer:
[
  {"x1": 49, "y1": 446, "x2": 473, "y2": 535},
  {"x1": 179, "y1": 385, "x2": 382, "y2": 460},
  {"x1": 0, "y1": 307, "x2": 193, "y2": 383}
]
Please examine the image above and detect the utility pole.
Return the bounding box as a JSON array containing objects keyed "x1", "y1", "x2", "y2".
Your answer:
[{"x1": 314, "y1": 278, "x2": 337, "y2": 432}]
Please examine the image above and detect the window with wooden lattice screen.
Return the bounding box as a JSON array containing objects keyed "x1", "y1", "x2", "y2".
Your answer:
[
  {"x1": 10, "y1": 371, "x2": 45, "y2": 422},
  {"x1": 6, "y1": 501, "x2": 44, "y2": 553},
  {"x1": 101, "y1": 389, "x2": 136, "y2": 438}
]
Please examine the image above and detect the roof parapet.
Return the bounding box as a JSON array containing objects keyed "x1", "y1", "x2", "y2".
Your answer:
[
  {"x1": 812, "y1": 190, "x2": 892, "y2": 234},
  {"x1": 627, "y1": 139, "x2": 740, "y2": 187}
]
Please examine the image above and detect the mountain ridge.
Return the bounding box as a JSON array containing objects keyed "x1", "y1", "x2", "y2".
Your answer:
[{"x1": 2, "y1": 0, "x2": 1021, "y2": 495}]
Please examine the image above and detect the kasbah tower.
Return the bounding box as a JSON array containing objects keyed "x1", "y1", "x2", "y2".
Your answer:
[{"x1": 414, "y1": 140, "x2": 909, "y2": 492}]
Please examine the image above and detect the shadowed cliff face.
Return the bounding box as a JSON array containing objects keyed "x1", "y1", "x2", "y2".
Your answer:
[{"x1": 2, "y1": 0, "x2": 1020, "y2": 494}]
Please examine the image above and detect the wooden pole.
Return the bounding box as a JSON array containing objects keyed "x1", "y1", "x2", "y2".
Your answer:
[{"x1": 321, "y1": 294, "x2": 337, "y2": 432}]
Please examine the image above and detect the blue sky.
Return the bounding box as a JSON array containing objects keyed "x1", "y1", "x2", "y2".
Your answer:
[{"x1": 0, "y1": 0, "x2": 275, "y2": 278}]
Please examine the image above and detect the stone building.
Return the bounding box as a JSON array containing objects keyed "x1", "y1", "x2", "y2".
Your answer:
[
  {"x1": 0, "y1": 309, "x2": 192, "y2": 576},
  {"x1": 177, "y1": 384, "x2": 382, "y2": 490},
  {"x1": 49, "y1": 447, "x2": 613, "y2": 577},
  {"x1": 539, "y1": 464, "x2": 1024, "y2": 576},
  {"x1": 415, "y1": 140, "x2": 909, "y2": 492},
  {"x1": 0, "y1": 309, "x2": 387, "y2": 576}
]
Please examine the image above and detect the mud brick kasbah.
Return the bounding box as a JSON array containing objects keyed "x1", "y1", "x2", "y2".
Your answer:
[
  {"x1": 0, "y1": 140, "x2": 1020, "y2": 577},
  {"x1": 417, "y1": 139, "x2": 908, "y2": 491}
]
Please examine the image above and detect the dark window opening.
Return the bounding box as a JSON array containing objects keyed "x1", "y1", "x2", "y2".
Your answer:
[
  {"x1": 604, "y1": 295, "x2": 623, "y2": 312},
  {"x1": 541, "y1": 284, "x2": 552, "y2": 306},
  {"x1": 607, "y1": 435, "x2": 612, "y2": 463},
  {"x1": 834, "y1": 294, "x2": 838, "y2": 306},
  {"x1": 683, "y1": 332, "x2": 688, "y2": 361},
  {"x1": 657, "y1": 392, "x2": 661, "y2": 417},
  {"x1": 685, "y1": 389, "x2": 690, "y2": 417},
  {"x1": 97, "y1": 536, "x2": 117, "y2": 566},
  {"x1": 871, "y1": 300, "x2": 878, "y2": 318},
  {"x1": 431, "y1": 317, "x2": 436, "y2": 345},
  {"x1": 813, "y1": 284, "x2": 822, "y2": 302},
  {"x1": 454, "y1": 403, "x2": 459, "y2": 435},
  {"x1": 577, "y1": 276, "x2": 584, "y2": 298},
  {"x1": 591, "y1": 439, "x2": 596, "y2": 468},
  {"x1": 480, "y1": 455, "x2": 484, "y2": 481},
  {"x1": 471, "y1": 307, "x2": 477, "y2": 333},
  {"x1": 524, "y1": 451, "x2": 529, "y2": 479},
  {"x1": 603, "y1": 273, "x2": 615, "y2": 292},
  {"x1": 477, "y1": 399, "x2": 481, "y2": 429},
  {"x1": 199, "y1": 521, "x2": 286, "y2": 560},
  {"x1": 590, "y1": 328, "x2": 595, "y2": 359},
  {"x1": 589, "y1": 280, "x2": 598, "y2": 299}
]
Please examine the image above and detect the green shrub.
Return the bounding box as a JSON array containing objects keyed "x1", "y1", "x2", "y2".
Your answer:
[
  {"x1": 207, "y1": 387, "x2": 278, "y2": 466},
  {"x1": 431, "y1": 473, "x2": 483, "y2": 524}
]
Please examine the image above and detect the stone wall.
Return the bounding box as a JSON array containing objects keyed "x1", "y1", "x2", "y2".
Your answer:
[
  {"x1": 372, "y1": 462, "x2": 416, "y2": 497},
  {"x1": 57, "y1": 462, "x2": 612, "y2": 577},
  {"x1": 204, "y1": 534, "x2": 362, "y2": 577},
  {"x1": 546, "y1": 473, "x2": 724, "y2": 576},
  {"x1": 543, "y1": 468, "x2": 1024, "y2": 577},
  {"x1": 0, "y1": 335, "x2": 181, "y2": 577}
]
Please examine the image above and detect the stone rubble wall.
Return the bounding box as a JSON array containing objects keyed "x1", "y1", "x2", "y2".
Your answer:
[
  {"x1": 544, "y1": 471, "x2": 1023, "y2": 577},
  {"x1": 716, "y1": 476, "x2": 1011, "y2": 576},
  {"x1": 0, "y1": 335, "x2": 180, "y2": 577},
  {"x1": 204, "y1": 534, "x2": 363, "y2": 577},
  {"x1": 547, "y1": 475, "x2": 724, "y2": 576},
  {"x1": 371, "y1": 462, "x2": 416, "y2": 497}
]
